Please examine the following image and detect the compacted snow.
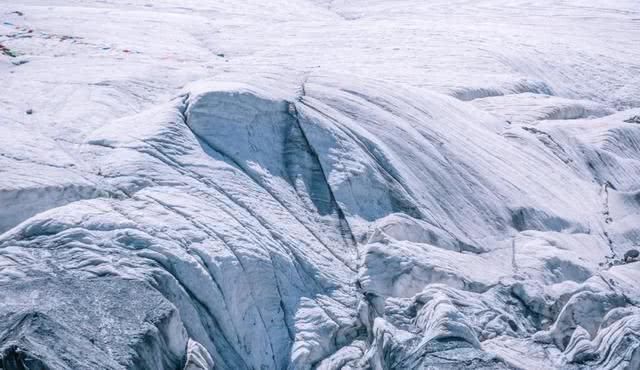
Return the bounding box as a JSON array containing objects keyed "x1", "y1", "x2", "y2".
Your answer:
[{"x1": 1, "y1": 0, "x2": 640, "y2": 369}]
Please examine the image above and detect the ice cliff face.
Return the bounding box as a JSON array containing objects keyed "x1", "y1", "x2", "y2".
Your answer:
[{"x1": 1, "y1": 1, "x2": 640, "y2": 369}]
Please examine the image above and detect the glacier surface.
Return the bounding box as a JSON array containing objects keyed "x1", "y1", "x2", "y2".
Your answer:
[{"x1": 1, "y1": 0, "x2": 640, "y2": 369}]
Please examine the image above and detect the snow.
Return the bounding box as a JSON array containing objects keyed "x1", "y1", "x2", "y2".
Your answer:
[{"x1": 1, "y1": 0, "x2": 640, "y2": 369}]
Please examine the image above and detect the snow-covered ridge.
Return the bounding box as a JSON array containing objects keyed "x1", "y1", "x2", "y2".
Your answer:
[{"x1": 1, "y1": 0, "x2": 640, "y2": 369}]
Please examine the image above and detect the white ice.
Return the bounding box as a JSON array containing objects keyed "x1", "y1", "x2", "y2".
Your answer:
[{"x1": 0, "y1": 0, "x2": 639, "y2": 369}]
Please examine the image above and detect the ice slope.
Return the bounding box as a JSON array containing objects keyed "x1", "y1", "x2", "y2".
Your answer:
[{"x1": 1, "y1": 0, "x2": 640, "y2": 369}]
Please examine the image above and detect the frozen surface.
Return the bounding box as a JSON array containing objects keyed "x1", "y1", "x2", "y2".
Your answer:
[{"x1": 1, "y1": 0, "x2": 639, "y2": 369}]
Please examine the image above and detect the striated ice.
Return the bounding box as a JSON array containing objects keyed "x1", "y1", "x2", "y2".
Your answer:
[{"x1": 1, "y1": 0, "x2": 640, "y2": 369}]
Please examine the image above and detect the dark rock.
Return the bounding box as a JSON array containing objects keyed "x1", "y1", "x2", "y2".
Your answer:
[
  {"x1": 624, "y1": 116, "x2": 640, "y2": 124},
  {"x1": 0, "y1": 278, "x2": 188, "y2": 370},
  {"x1": 624, "y1": 249, "x2": 639, "y2": 262}
]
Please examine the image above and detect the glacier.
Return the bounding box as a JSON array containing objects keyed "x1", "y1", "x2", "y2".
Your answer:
[{"x1": 1, "y1": 0, "x2": 640, "y2": 369}]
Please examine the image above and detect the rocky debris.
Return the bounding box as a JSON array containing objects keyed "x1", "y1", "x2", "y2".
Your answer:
[
  {"x1": 0, "y1": 44, "x2": 16, "y2": 57},
  {"x1": 0, "y1": 277, "x2": 202, "y2": 370},
  {"x1": 624, "y1": 249, "x2": 639, "y2": 263},
  {"x1": 624, "y1": 115, "x2": 640, "y2": 124}
]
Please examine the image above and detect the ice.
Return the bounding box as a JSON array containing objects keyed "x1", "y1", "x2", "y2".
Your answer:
[{"x1": 1, "y1": 0, "x2": 639, "y2": 369}]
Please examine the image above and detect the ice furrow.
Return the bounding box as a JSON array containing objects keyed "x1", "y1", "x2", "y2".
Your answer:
[
  {"x1": 183, "y1": 87, "x2": 358, "y2": 271},
  {"x1": 289, "y1": 97, "x2": 359, "y2": 254},
  {"x1": 129, "y1": 121, "x2": 348, "y2": 291},
  {"x1": 145, "y1": 194, "x2": 282, "y2": 369},
  {"x1": 296, "y1": 96, "x2": 427, "y2": 222}
]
